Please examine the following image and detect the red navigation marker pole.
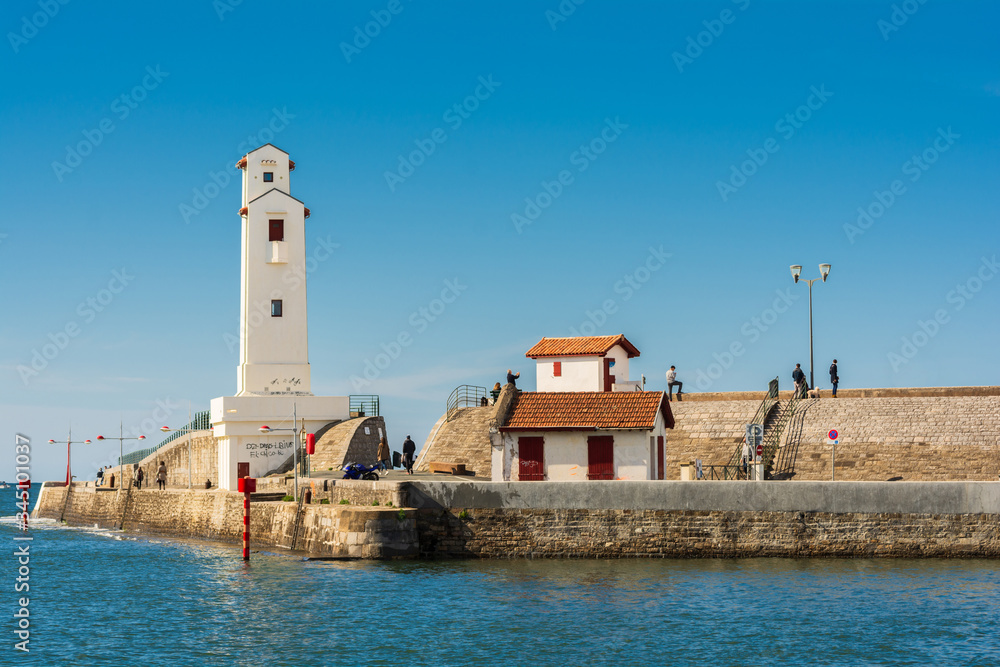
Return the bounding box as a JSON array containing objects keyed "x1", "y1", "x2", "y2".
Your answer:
[{"x1": 238, "y1": 476, "x2": 256, "y2": 561}]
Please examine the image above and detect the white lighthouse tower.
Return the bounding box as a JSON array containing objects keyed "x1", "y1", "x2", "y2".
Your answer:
[{"x1": 210, "y1": 144, "x2": 349, "y2": 490}]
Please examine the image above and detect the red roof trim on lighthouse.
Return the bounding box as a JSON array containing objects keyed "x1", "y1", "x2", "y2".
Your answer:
[{"x1": 236, "y1": 157, "x2": 247, "y2": 170}]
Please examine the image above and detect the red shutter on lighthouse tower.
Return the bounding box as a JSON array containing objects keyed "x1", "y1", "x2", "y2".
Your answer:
[{"x1": 269, "y1": 219, "x2": 284, "y2": 242}]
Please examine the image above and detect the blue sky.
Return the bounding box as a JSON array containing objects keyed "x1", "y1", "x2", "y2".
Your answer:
[{"x1": 2, "y1": 1, "x2": 998, "y2": 482}]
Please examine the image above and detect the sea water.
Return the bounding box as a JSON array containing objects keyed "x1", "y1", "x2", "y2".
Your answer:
[{"x1": 4, "y1": 494, "x2": 998, "y2": 665}]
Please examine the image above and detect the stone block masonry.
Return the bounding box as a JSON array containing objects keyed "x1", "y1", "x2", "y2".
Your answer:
[
  {"x1": 33, "y1": 478, "x2": 1000, "y2": 560},
  {"x1": 667, "y1": 388, "x2": 1000, "y2": 481},
  {"x1": 33, "y1": 482, "x2": 417, "y2": 559}
]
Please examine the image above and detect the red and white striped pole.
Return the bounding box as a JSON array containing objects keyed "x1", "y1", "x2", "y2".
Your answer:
[{"x1": 238, "y1": 476, "x2": 256, "y2": 562}]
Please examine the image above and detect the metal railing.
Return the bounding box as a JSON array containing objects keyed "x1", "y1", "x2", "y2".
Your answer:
[
  {"x1": 446, "y1": 385, "x2": 488, "y2": 421},
  {"x1": 119, "y1": 410, "x2": 210, "y2": 466},
  {"x1": 699, "y1": 464, "x2": 748, "y2": 480},
  {"x1": 728, "y1": 378, "x2": 779, "y2": 469},
  {"x1": 349, "y1": 395, "x2": 380, "y2": 417}
]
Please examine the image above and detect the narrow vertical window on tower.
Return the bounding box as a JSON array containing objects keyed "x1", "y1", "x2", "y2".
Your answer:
[
  {"x1": 263, "y1": 172, "x2": 274, "y2": 182},
  {"x1": 271, "y1": 300, "x2": 282, "y2": 317},
  {"x1": 269, "y1": 219, "x2": 284, "y2": 242}
]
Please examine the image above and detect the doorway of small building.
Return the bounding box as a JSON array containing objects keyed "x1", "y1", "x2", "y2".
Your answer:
[
  {"x1": 518, "y1": 437, "x2": 544, "y2": 481},
  {"x1": 587, "y1": 435, "x2": 614, "y2": 480},
  {"x1": 237, "y1": 462, "x2": 249, "y2": 479}
]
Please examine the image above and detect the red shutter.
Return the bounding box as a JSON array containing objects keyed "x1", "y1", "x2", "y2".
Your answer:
[
  {"x1": 553, "y1": 361, "x2": 561, "y2": 377},
  {"x1": 518, "y1": 437, "x2": 544, "y2": 481},
  {"x1": 269, "y1": 219, "x2": 284, "y2": 242},
  {"x1": 657, "y1": 436, "x2": 665, "y2": 480},
  {"x1": 603, "y1": 358, "x2": 613, "y2": 392},
  {"x1": 587, "y1": 436, "x2": 614, "y2": 480}
]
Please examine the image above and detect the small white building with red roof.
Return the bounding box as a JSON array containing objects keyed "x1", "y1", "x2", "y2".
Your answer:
[
  {"x1": 492, "y1": 335, "x2": 674, "y2": 481},
  {"x1": 526, "y1": 334, "x2": 641, "y2": 392}
]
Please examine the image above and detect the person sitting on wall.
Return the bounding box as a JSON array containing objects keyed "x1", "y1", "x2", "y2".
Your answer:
[
  {"x1": 666, "y1": 366, "x2": 683, "y2": 401},
  {"x1": 490, "y1": 382, "x2": 502, "y2": 402},
  {"x1": 792, "y1": 364, "x2": 808, "y2": 398}
]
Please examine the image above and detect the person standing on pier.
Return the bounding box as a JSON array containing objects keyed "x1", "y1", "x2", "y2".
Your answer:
[
  {"x1": 156, "y1": 461, "x2": 167, "y2": 490},
  {"x1": 506, "y1": 369, "x2": 520, "y2": 387},
  {"x1": 792, "y1": 364, "x2": 807, "y2": 398},
  {"x1": 402, "y1": 435, "x2": 416, "y2": 475},
  {"x1": 134, "y1": 466, "x2": 144, "y2": 490},
  {"x1": 829, "y1": 360, "x2": 839, "y2": 398}
]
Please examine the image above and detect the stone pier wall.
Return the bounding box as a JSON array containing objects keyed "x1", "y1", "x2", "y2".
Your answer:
[
  {"x1": 33, "y1": 479, "x2": 1000, "y2": 560},
  {"x1": 33, "y1": 482, "x2": 416, "y2": 559}
]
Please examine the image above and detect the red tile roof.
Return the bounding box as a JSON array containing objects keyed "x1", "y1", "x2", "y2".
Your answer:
[
  {"x1": 502, "y1": 391, "x2": 673, "y2": 431},
  {"x1": 525, "y1": 334, "x2": 640, "y2": 359}
]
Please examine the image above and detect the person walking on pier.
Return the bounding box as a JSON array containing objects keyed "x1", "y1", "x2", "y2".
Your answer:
[
  {"x1": 402, "y1": 435, "x2": 416, "y2": 475},
  {"x1": 96, "y1": 467, "x2": 104, "y2": 487},
  {"x1": 376, "y1": 436, "x2": 392, "y2": 473},
  {"x1": 666, "y1": 366, "x2": 683, "y2": 401},
  {"x1": 134, "y1": 466, "x2": 144, "y2": 490},
  {"x1": 156, "y1": 461, "x2": 167, "y2": 490},
  {"x1": 829, "y1": 359, "x2": 839, "y2": 398}
]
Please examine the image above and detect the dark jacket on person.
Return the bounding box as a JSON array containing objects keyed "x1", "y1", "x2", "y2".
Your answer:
[
  {"x1": 829, "y1": 363, "x2": 839, "y2": 382},
  {"x1": 402, "y1": 438, "x2": 416, "y2": 456},
  {"x1": 792, "y1": 368, "x2": 805, "y2": 384}
]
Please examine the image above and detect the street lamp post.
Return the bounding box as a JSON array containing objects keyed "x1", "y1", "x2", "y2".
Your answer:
[
  {"x1": 790, "y1": 263, "x2": 832, "y2": 391},
  {"x1": 95, "y1": 423, "x2": 147, "y2": 494},
  {"x1": 47, "y1": 430, "x2": 91, "y2": 487},
  {"x1": 259, "y1": 403, "x2": 301, "y2": 500}
]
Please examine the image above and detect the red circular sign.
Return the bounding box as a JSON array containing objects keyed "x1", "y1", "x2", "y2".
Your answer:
[
  {"x1": 828, "y1": 429, "x2": 839, "y2": 440},
  {"x1": 756, "y1": 444, "x2": 764, "y2": 457}
]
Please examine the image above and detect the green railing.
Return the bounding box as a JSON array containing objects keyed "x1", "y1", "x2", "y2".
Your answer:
[
  {"x1": 119, "y1": 410, "x2": 210, "y2": 466},
  {"x1": 446, "y1": 385, "x2": 488, "y2": 421},
  {"x1": 349, "y1": 395, "x2": 380, "y2": 417}
]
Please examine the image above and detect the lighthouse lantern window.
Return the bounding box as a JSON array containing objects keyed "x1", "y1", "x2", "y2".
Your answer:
[{"x1": 263, "y1": 172, "x2": 273, "y2": 182}]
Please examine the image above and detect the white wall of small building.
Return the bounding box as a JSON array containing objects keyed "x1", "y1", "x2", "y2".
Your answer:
[
  {"x1": 535, "y1": 357, "x2": 599, "y2": 392},
  {"x1": 533, "y1": 345, "x2": 632, "y2": 392},
  {"x1": 497, "y1": 411, "x2": 667, "y2": 482},
  {"x1": 605, "y1": 345, "x2": 631, "y2": 387}
]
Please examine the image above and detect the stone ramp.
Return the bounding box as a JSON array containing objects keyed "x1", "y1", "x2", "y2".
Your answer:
[
  {"x1": 310, "y1": 416, "x2": 387, "y2": 473},
  {"x1": 414, "y1": 406, "x2": 493, "y2": 475}
]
